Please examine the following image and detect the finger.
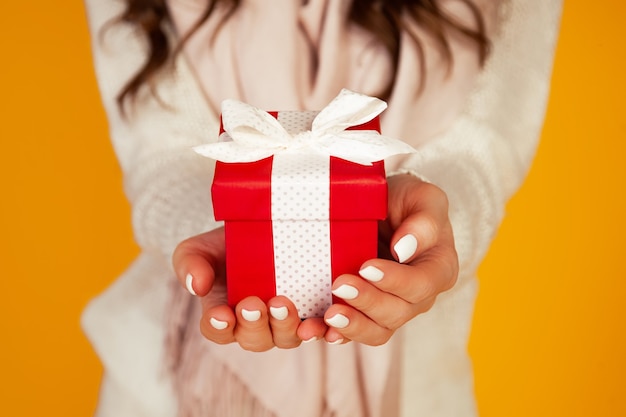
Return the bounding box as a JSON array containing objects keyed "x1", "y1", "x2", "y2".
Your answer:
[
  {"x1": 199, "y1": 304, "x2": 237, "y2": 345},
  {"x1": 331, "y1": 272, "x2": 439, "y2": 331},
  {"x1": 323, "y1": 326, "x2": 351, "y2": 345},
  {"x1": 358, "y1": 252, "x2": 458, "y2": 305},
  {"x1": 386, "y1": 176, "x2": 450, "y2": 264},
  {"x1": 296, "y1": 317, "x2": 328, "y2": 344},
  {"x1": 172, "y1": 227, "x2": 226, "y2": 297},
  {"x1": 390, "y1": 212, "x2": 451, "y2": 265},
  {"x1": 331, "y1": 274, "x2": 413, "y2": 330},
  {"x1": 234, "y1": 297, "x2": 274, "y2": 352},
  {"x1": 323, "y1": 304, "x2": 393, "y2": 346},
  {"x1": 267, "y1": 296, "x2": 302, "y2": 349}
]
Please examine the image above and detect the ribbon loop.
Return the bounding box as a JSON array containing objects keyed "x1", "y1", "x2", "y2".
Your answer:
[
  {"x1": 194, "y1": 89, "x2": 416, "y2": 165},
  {"x1": 312, "y1": 89, "x2": 388, "y2": 134}
]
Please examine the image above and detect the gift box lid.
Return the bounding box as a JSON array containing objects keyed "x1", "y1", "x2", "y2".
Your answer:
[
  {"x1": 211, "y1": 110, "x2": 388, "y2": 222},
  {"x1": 212, "y1": 156, "x2": 387, "y2": 221}
]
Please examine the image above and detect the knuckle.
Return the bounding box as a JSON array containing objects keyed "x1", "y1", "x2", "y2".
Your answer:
[
  {"x1": 174, "y1": 236, "x2": 197, "y2": 257},
  {"x1": 441, "y1": 249, "x2": 459, "y2": 292},
  {"x1": 417, "y1": 297, "x2": 437, "y2": 315},
  {"x1": 420, "y1": 215, "x2": 440, "y2": 243},
  {"x1": 213, "y1": 337, "x2": 234, "y2": 345},
  {"x1": 424, "y1": 182, "x2": 448, "y2": 206},
  {"x1": 239, "y1": 340, "x2": 273, "y2": 352},
  {"x1": 275, "y1": 339, "x2": 302, "y2": 349},
  {"x1": 379, "y1": 304, "x2": 412, "y2": 331},
  {"x1": 447, "y1": 263, "x2": 459, "y2": 291},
  {"x1": 436, "y1": 187, "x2": 450, "y2": 211},
  {"x1": 234, "y1": 323, "x2": 274, "y2": 351},
  {"x1": 407, "y1": 274, "x2": 437, "y2": 304},
  {"x1": 355, "y1": 290, "x2": 380, "y2": 314},
  {"x1": 200, "y1": 326, "x2": 232, "y2": 345},
  {"x1": 367, "y1": 330, "x2": 393, "y2": 347}
]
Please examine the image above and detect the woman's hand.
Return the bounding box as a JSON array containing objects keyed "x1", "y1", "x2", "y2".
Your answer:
[
  {"x1": 322, "y1": 173, "x2": 458, "y2": 345},
  {"x1": 172, "y1": 228, "x2": 329, "y2": 352}
]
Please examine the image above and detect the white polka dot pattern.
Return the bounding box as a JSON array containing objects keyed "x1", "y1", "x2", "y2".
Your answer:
[
  {"x1": 271, "y1": 111, "x2": 332, "y2": 318},
  {"x1": 277, "y1": 111, "x2": 318, "y2": 135}
]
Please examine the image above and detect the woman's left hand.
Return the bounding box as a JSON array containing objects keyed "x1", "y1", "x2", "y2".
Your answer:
[{"x1": 322, "y1": 173, "x2": 459, "y2": 345}]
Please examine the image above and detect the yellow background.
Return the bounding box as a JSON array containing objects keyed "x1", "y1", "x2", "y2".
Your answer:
[{"x1": 1, "y1": 2, "x2": 624, "y2": 416}]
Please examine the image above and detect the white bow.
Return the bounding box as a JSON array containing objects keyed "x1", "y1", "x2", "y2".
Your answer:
[{"x1": 194, "y1": 89, "x2": 415, "y2": 165}]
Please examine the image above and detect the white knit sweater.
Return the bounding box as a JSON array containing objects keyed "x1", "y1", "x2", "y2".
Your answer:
[{"x1": 82, "y1": 1, "x2": 563, "y2": 416}]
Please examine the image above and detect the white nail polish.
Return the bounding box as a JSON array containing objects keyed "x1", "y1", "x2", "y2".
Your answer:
[
  {"x1": 326, "y1": 314, "x2": 350, "y2": 329},
  {"x1": 185, "y1": 273, "x2": 197, "y2": 296},
  {"x1": 210, "y1": 317, "x2": 228, "y2": 330},
  {"x1": 269, "y1": 306, "x2": 289, "y2": 321},
  {"x1": 328, "y1": 338, "x2": 344, "y2": 345},
  {"x1": 394, "y1": 234, "x2": 418, "y2": 263},
  {"x1": 302, "y1": 337, "x2": 318, "y2": 343},
  {"x1": 331, "y1": 284, "x2": 359, "y2": 300},
  {"x1": 359, "y1": 265, "x2": 384, "y2": 282},
  {"x1": 241, "y1": 309, "x2": 261, "y2": 322}
]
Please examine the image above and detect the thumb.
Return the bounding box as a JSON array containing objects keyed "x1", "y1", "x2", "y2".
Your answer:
[{"x1": 172, "y1": 226, "x2": 226, "y2": 297}]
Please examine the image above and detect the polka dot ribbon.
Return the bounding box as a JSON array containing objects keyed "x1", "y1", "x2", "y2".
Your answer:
[{"x1": 193, "y1": 88, "x2": 415, "y2": 165}]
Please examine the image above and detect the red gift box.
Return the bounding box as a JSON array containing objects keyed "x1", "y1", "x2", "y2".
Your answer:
[{"x1": 211, "y1": 111, "x2": 388, "y2": 318}]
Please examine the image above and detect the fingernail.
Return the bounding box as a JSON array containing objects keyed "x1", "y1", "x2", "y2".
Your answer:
[
  {"x1": 328, "y1": 338, "x2": 344, "y2": 345},
  {"x1": 331, "y1": 284, "x2": 359, "y2": 300},
  {"x1": 241, "y1": 309, "x2": 261, "y2": 322},
  {"x1": 185, "y1": 273, "x2": 197, "y2": 296},
  {"x1": 269, "y1": 306, "x2": 289, "y2": 321},
  {"x1": 302, "y1": 337, "x2": 319, "y2": 343},
  {"x1": 326, "y1": 314, "x2": 350, "y2": 329},
  {"x1": 359, "y1": 265, "x2": 384, "y2": 282},
  {"x1": 210, "y1": 317, "x2": 228, "y2": 330},
  {"x1": 394, "y1": 234, "x2": 418, "y2": 263}
]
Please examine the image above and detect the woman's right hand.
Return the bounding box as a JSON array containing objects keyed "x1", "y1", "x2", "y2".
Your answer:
[{"x1": 172, "y1": 227, "x2": 330, "y2": 352}]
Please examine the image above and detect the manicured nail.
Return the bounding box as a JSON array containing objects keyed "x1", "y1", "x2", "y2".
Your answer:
[
  {"x1": 328, "y1": 338, "x2": 344, "y2": 345},
  {"x1": 269, "y1": 306, "x2": 289, "y2": 321},
  {"x1": 185, "y1": 273, "x2": 197, "y2": 296},
  {"x1": 210, "y1": 317, "x2": 228, "y2": 330},
  {"x1": 331, "y1": 284, "x2": 359, "y2": 300},
  {"x1": 302, "y1": 337, "x2": 319, "y2": 343},
  {"x1": 326, "y1": 313, "x2": 350, "y2": 329},
  {"x1": 241, "y1": 309, "x2": 261, "y2": 322},
  {"x1": 359, "y1": 265, "x2": 384, "y2": 282},
  {"x1": 394, "y1": 234, "x2": 418, "y2": 263}
]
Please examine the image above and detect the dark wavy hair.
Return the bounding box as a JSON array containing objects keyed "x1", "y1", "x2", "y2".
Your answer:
[{"x1": 115, "y1": 0, "x2": 489, "y2": 110}]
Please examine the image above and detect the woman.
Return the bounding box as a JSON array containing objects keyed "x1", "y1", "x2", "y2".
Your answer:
[{"x1": 82, "y1": 1, "x2": 563, "y2": 416}]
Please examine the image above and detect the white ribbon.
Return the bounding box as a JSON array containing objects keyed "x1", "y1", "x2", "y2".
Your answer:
[{"x1": 194, "y1": 89, "x2": 415, "y2": 165}]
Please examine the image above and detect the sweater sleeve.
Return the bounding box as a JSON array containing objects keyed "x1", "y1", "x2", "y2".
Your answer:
[
  {"x1": 389, "y1": 0, "x2": 563, "y2": 280},
  {"x1": 84, "y1": 0, "x2": 223, "y2": 262}
]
